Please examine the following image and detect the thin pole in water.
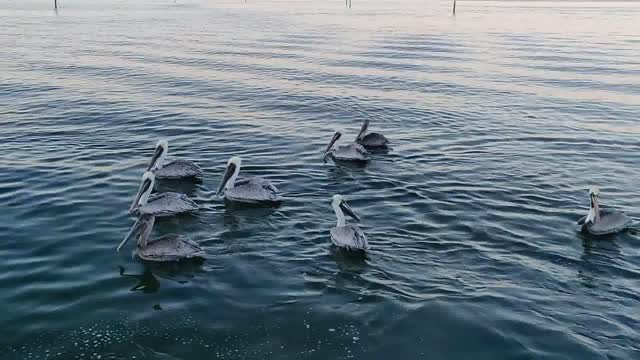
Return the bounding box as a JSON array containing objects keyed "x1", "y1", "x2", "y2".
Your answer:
[
  {"x1": 453, "y1": 0, "x2": 456, "y2": 15},
  {"x1": 349, "y1": 0, "x2": 352, "y2": 8},
  {"x1": 54, "y1": 0, "x2": 57, "y2": 9}
]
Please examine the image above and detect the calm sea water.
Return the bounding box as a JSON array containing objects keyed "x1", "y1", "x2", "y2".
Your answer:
[{"x1": 1, "y1": 0, "x2": 639, "y2": 359}]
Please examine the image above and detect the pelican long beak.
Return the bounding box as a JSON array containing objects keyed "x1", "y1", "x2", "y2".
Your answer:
[
  {"x1": 146, "y1": 145, "x2": 164, "y2": 171},
  {"x1": 592, "y1": 194, "x2": 601, "y2": 223},
  {"x1": 355, "y1": 120, "x2": 369, "y2": 141},
  {"x1": 585, "y1": 207, "x2": 596, "y2": 225},
  {"x1": 324, "y1": 132, "x2": 342, "y2": 155},
  {"x1": 129, "y1": 178, "x2": 152, "y2": 214},
  {"x1": 216, "y1": 162, "x2": 237, "y2": 196},
  {"x1": 584, "y1": 192, "x2": 602, "y2": 225},
  {"x1": 117, "y1": 218, "x2": 143, "y2": 251},
  {"x1": 340, "y1": 200, "x2": 360, "y2": 221}
]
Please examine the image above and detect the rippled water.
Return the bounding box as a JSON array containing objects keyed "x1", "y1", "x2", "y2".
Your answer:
[{"x1": 1, "y1": 0, "x2": 639, "y2": 359}]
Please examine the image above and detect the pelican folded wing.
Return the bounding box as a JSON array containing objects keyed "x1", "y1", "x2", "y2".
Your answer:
[
  {"x1": 139, "y1": 192, "x2": 199, "y2": 217},
  {"x1": 586, "y1": 209, "x2": 634, "y2": 236}
]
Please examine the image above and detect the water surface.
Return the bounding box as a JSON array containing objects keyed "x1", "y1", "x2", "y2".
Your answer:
[{"x1": 1, "y1": 1, "x2": 639, "y2": 359}]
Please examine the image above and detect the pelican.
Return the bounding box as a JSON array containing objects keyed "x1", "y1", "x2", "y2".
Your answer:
[
  {"x1": 117, "y1": 215, "x2": 205, "y2": 261},
  {"x1": 355, "y1": 120, "x2": 389, "y2": 149},
  {"x1": 578, "y1": 186, "x2": 633, "y2": 236},
  {"x1": 216, "y1": 156, "x2": 282, "y2": 205},
  {"x1": 129, "y1": 171, "x2": 199, "y2": 217},
  {"x1": 330, "y1": 194, "x2": 369, "y2": 251},
  {"x1": 324, "y1": 131, "x2": 369, "y2": 162},
  {"x1": 147, "y1": 140, "x2": 203, "y2": 179}
]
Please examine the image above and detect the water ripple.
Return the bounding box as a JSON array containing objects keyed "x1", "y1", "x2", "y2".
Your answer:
[{"x1": 1, "y1": 1, "x2": 639, "y2": 359}]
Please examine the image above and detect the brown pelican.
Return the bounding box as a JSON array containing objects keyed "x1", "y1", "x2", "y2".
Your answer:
[
  {"x1": 117, "y1": 215, "x2": 205, "y2": 261},
  {"x1": 355, "y1": 120, "x2": 389, "y2": 149},
  {"x1": 147, "y1": 140, "x2": 203, "y2": 179},
  {"x1": 324, "y1": 131, "x2": 369, "y2": 162},
  {"x1": 129, "y1": 171, "x2": 199, "y2": 217},
  {"x1": 330, "y1": 195, "x2": 369, "y2": 251},
  {"x1": 578, "y1": 186, "x2": 633, "y2": 236},
  {"x1": 216, "y1": 156, "x2": 282, "y2": 205}
]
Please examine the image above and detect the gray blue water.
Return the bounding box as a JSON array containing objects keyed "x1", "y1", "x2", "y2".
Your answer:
[{"x1": 1, "y1": 0, "x2": 639, "y2": 359}]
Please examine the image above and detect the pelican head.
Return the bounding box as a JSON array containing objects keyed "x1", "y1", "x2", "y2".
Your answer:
[
  {"x1": 129, "y1": 171, "x2": 155, "y2": 214},
  {"x1": 216, "y1": 156, "x2": 242, "y2": 196},
  {"x1": 117, "y1": 215, "x2": 155, "y2": 251},
  {"x1": 356, "y1": 120, "x2": 370, "y2": 141},
  {"x1": 147, "y1": 139, "x2": 169, "y2": 172},
  {"x1": 324, "y1": 131, "x2": 342, "y2": 156},
  {"x1": 332, "y1": 194, "x2": 360, "y2": 222},
  {"x1": 585, "y1": 186, "x2": 601, "y2": 225}
]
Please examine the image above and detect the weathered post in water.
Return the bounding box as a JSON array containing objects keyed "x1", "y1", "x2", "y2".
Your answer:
[
  {"x1": 54, "y1": 0, "x2": 57, "y2": 9},
  {"x1": 453, "y1": 0, "x2": 456, "y2": 15}
]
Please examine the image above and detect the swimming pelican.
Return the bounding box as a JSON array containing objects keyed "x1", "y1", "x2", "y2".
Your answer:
[
  {"x1": 578, "y1": 186, "x2": 633, "y2": 236},
  {"x1": 324, "y1": 131, "x2": 369, "y2": 162},
  {"x1": 330, "y1": 194, "x2": 369, "y2": 251},
  {"x1": 117, "y1": 215, "x2": 205, "y2": 261},
  {"x1": 129, "y1": 171, "x2": 199, "y2": 217},
  {"x1": 216, "y1": 156, "x2": 282, "y2": 205},
  {"x1": 355, "y1": 120, "x2": 389, "y2": 149},
  {"x1": 147, "y1": 140, "x2": 203, "y2": 179}
]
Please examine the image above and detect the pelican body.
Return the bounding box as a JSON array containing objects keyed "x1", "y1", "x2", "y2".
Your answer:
[
  {"x1": 578, "y1": 186, "x2": 633, "y2": 236},
  {"x1": 129, "y1": 171, "x2": 199, "y2": 217},
  {"x1": 117, "y1": 215, "x2": 205, "y2": 262},
  {"x1": 324, "y1": 131, "x2": 369, "y2": 162},
  {"x1": 216, "y1": 156, "x2": 282, "y2": 205},
  {"x1": 147, "y1": 140, "x2": 203, "y2": 179},
  {"x1": 330, "y1": 195, "x2": 369, "y2": 251},
  {"x1": 355, "y1": 120, "x2": 389, "y2": 149}
]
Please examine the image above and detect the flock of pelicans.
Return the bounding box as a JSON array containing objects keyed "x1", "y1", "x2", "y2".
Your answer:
[{"x1": 116, "y1": 120, "x2": 636, "y2": 262}]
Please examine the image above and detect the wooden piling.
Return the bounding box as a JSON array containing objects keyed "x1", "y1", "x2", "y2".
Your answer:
[
  {"x1": 54, "y1": 0, "x2": 57, "y2": 9},
  {"x1": 453, "y1": 0, "x2": 456, "y2": 15}
]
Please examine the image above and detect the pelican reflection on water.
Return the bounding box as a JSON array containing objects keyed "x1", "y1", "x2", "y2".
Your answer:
[
  {"x1": 324, "y1": 131, "x2": 369, "y2": 163},
  {"x1": 129, "y1": 171, "x2": 199, "y2": 217},
  {"x1": 147, "y1": 140, "x2": 203, "y2": 179},
  {"x1": 578, "y1": 186, "x2": 634, "y2": 236},
  {"x1": 117, "y1": 214, "x2": 205, "y2": 262},
  {"x1": 330, "y1": 194, "x2": 369, "y2": 251},
  {"x1": 216, "y1": 156, "x2": 282, "y2": 205},
  {"x1": 119, "y1": 266, "x2": 160, "y2": 293}
]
